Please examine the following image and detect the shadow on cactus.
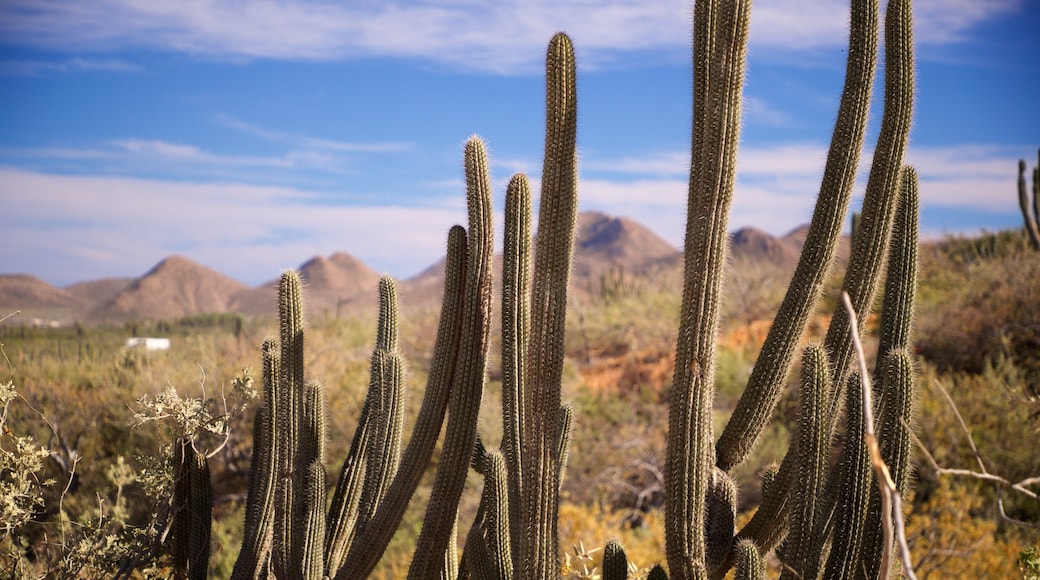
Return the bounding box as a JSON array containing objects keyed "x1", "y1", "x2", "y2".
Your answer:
[{"x1": 178, "y1": 0, "x2": 923, "y2": 576}]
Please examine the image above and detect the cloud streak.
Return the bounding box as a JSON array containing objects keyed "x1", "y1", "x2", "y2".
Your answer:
[
  {"x1": 0, "y1": 0, "x2": 1021, "y2": 74},
  {"x1": 0, "y1": 168, "x2": 466, "y2": 286}
]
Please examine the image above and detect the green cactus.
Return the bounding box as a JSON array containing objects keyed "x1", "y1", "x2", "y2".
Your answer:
[
  {"x1": 272, "y1": 270, "x2": 304, "y2": 579},
  {"x1": 210, "y1": 0, "x2": 923, "y2": 573},
  {"x1": 407, "y1": 136, "x2": 495, "y2": 580},
  {"x1": 231, "y1": 339, "x2": 278, "y2": 580},
  {"x1": 665, "y1": 1, "x2": 752, "y2": 576},
  {"x1": 777, "y1": 345, "x2": 830, "y2": 580},
  {"x1": 336, "y1": 225, "x2": 470, "y2": 579},
  {"x1": 715, "y1": 0, "x2": 879, "y2": 474},
  {"x1": 602, "y1": 539, "x2": 629, "y2": 580},
  {"x1": 171, "y1": 438, "x2": 211, "y2": 580},
  {"x1": 518, "y1": 31, "x2": 579, "y2": 579},
  {"x1": 733, "y1": 539, "x2": 763, "y2": 580},
  {"x1": 1018, "y1": 149, "x2": 1040, "y2": 250}
]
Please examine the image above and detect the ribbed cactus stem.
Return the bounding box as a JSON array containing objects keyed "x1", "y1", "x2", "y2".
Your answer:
[
  {"x1": 666, "y1": 1, "x2": 750, "y2": 577},
  {"x1": 822, "y1": 0, "x2": 914, "y2": 417},
  {"x1": 324, "y1": 374, "x2": 376, "y2": 576},
  {"x1": 407, "y1": 136, "x2": 494, "y2": 579},
  {"x1": 519, "y1": 31, "x2": 579, "y2": 580},
  {"x1": 301, "y1": 461, "x2": 326, "y2": 580},
  {"x1": 502, "y1": 173, "x2": 532, "y2": 567},
  {"x1": 274, "y1": 270, "x2": 305, "y2": 578},
  {"x1": 324, "y1": 279, "x2": 402, "y2": 576},
  {"x1": 714, "y1": 0, "x2": 878, "y2": 472},
  {"x1": 778, "y1": 345, "x2": 830, "y2": 580},
  {"x1": 172, "y1": 439, "x2": 212, "y2": 580},
  {"x1": 602, "y1": 539, "x2": 629, "y2": 580},
  {"x1": 463, "y1": 449, "x2": 513, "y2": 580},
  {"x1": 733, "y1": 539, "x2": 763, "y2": 580},
  {"x1": 862, "y1": 348, "x2": 917, "y2": 578},
  {"x1": 1018, "y1": 153, "x2": 1040, "y2": 249},
  {"x1": 876, "y1": 166, "x2": 919, "y2": 363},
  {"x1": 339, "y1": 225, "x2": 469, "y2": 579},
  {"x1": 736, "y1": 0, "x2": 914, "y2": 560},
  {"x1": 704, "y1": 467, "x2": 737, "y2": 576},
  {"x1": 822, "y1": 372, "x2": 873, "y2": 579},
  {"x1": 232, "y1": 339, "x2": 278, "y2": 580}
]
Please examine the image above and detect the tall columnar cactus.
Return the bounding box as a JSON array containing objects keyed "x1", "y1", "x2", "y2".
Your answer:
[
  {"x1": 211, "y1": 0, "x2": 922, "y2": 574},
  {"x1": 171, "y1": 438, "x2": 212, "y2": 580},
  {"x1": 665, "y1": 1, "x2": 751, "y2": 576},
  {"x1": 659, "y1": 0, "x2": 918, "y2": 577},
  {"x1": 407, "y1": 136, "x2": 495, "y2": 580},
  {"x1": 1018, "y1": 149, "x2": 1040, "y2": 250}
]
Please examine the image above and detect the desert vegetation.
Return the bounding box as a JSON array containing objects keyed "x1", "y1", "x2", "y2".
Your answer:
[{"x1": 2, "y1": 0, "x2": 1039, "y2": 578}]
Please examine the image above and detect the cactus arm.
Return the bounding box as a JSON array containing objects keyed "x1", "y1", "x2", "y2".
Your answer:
[
  {"x1": 464, "y1": 449, "x2": 514, "y2": 580},
  {"x1": 665, "y1": 1, "x2": 750, "y2": 577},
  {"x1": 325, "y1": 278, "x2": 404, "y2": 576},
  {"x1": 1018, "y1": 156, "x2": 1040, "y2": 249},
  {"x1": 338, "y1": 224, "x2": 468, "y2": 578},
  {"x1": 704, "y1": 468, "x2": 737, "y2": 577},
  {"x1": 172, "y1": 440, "x2": 212, "y2": 580},
  {"x1": 777, "y1": 345, "x2": 830, "y2": 580},
  {"x1": 602, "y1": 539, "x2": 629, "y2": 580},
  {"x1": 821, "y1": 0, "x2": 914, "y2": 415},
  {"x1": 322, "y1": 382, "x2": 374, "y2": 575},
  {"x1": 733, "y1": 539, "x2": 763, "y2": 580},
  {"x1": 555, "y1": 402, "x2": 574, "y2": 487},
  {"x1": 272, "y1": 270, "x2": 305, "y2": 579},
  {"x1": 735, "y1": 0, "x2": 914, "y2": 558},
  {"x1": 715, "y1": 0, "x2": 879, "y2": 473},
  {"x1": 232, "y1": 339, "x2": 279, "y2": 580},
  {"x1": 408, "y1": 136, "x2": 494, "y2": 579},
  {"x1": 501, "y1": 173, "x2": 532, "y2": 566},
  {"x1": 821, "y1": 372, "x2": 873, "y2": 579},
  {"x1": 301, "y1": 461, "x2": 326, "y2": 580},
  {"x1": 519, "y1": 32, "x2": 579, "y2": 580},
  {"x1": 876, "y1": 166, "x2": 919, "y2": 361},
  {"x1": 861, "y1": 349, "x2": 917, "y2": 579}
]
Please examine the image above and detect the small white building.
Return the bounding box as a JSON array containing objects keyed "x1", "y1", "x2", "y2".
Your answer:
[{"x1": 125, "y1": 337, "x2": 171, "y2": 351}]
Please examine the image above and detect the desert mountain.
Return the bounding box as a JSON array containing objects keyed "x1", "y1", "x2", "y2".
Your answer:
[
  {"x1": 65, "y1": 278, "x2": 134, "y2": 305},
  {"x1": 0, "y1": 274, "x2": 88, "y2": 319},
  {"x1": 234, "y1": 252, "x2": 382, "y2": 317},
  {"x1": 3, "y1": 213, "x2": 844, "y2": 323},
  {"x1": 574, "y1": 211, "x2": 680, "y2": 277},
  {"x1": 91, "y1": 255, "x2": 250, "y2": 322},
  {"x1": 729, "y1": 226, "x2": 802, "y2": 268}
]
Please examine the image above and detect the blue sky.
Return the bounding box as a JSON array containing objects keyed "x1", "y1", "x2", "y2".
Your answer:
[{"x1": 1, "y1": 0, "x2": 1037, "y2": 287}]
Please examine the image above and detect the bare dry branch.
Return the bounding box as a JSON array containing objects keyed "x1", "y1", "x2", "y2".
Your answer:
[{"x1": 842, "y1": 291, "x2": 918, "y2": 580}]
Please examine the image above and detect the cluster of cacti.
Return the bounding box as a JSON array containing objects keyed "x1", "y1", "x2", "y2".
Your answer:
[
  {"x1": 1018, "y1": 148, "x2": 1040, "y2": 250},
  {"x1": 163, "y1": 0, "x2": 922, "y2": 576}
]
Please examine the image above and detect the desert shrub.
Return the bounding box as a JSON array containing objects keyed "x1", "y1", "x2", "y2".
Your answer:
[{"x1": 916, "y1": 231, "x2": 1040, "y2": 387}]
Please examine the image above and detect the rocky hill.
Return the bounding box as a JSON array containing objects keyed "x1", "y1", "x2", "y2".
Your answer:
[{"x1": 3, "y1": 213, "x2": 841, "y2": 323}]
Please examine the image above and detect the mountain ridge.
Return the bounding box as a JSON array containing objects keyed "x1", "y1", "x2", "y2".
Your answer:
[{"x1": 1, "y1": 212, "x2": 833, "y2": 323}]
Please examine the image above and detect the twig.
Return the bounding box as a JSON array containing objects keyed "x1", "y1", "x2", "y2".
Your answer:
[{"x1": 842, "y1": 292, "x2": 917, "y2": 580}]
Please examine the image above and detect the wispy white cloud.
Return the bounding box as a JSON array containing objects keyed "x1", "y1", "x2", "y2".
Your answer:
[
  {"x1": 0, "y1": 57, "x2": 141, "y2": 76},
  {"x1": 213, "y1": 114, "x2": 411, "y2": 153},
  {"x1": 0, "y1": 0, "x2": 1021, "y2": 74},
  {"x1": 0, "y1": 134, "x2": 406, "y2": 181},
  {"x1": 0, "y1": 168, "x2": 465, "y2": 286},
  {"x1": 578, "y1": 141, "x2": 1030, "y2": 245}
]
